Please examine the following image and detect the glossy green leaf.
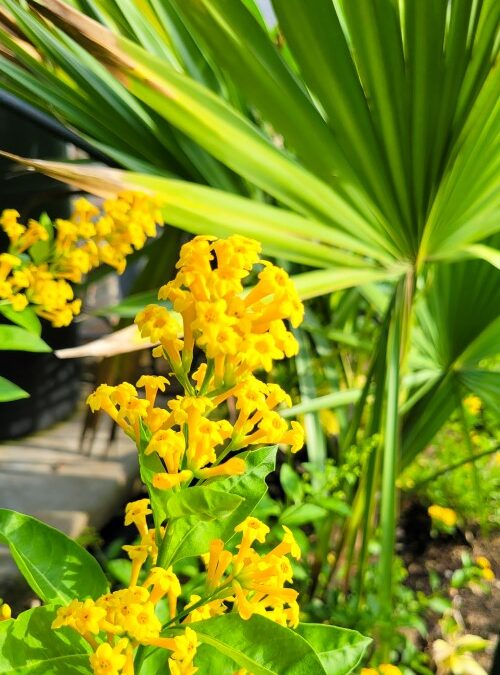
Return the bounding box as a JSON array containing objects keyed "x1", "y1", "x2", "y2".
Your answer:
[
  {"x1": 0, "y1": 605, "x2": 91, "y2": 674},
  {"x1": 0, "y1": 306, "x2": 42, "y2": 335},
  {"x1": 0, "y1": 376, "x2": 29, "y2": 402},
  {"x1": 165, "y1": 487, "x2": 243, "y2": 521},
  {"x1": 159, "y1": 446, "x2": 276, "y2": 565},
  {"x1": 295, "y1": 623, "x2": 371, "y2": 675},
  {"x1": 0, "y1": 325, "x2": 50, "y2": 352},
  {"x1": 179, "y1": 614, "x2": 326, "y2": 674},
  {"x1": 0, "y1": 509, "x2": 109, "y2": 604}
]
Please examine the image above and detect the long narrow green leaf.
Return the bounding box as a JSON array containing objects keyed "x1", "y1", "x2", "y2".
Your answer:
[
  {"x1": 293, "y1": 328, "x2": 327, "y2": 472},
  {"x1": 339, "y1": 0, "x2": 413, "y2": 245},
  {"x1": 27, "y1": 0, "x2": 392, "y2": 258},
  {"x1": 272, "y1": 0, "x2": 403, "y2": 234},
  {"x1": 170, "y1": 0, "x2": 363, "y2": 192},
  {"x1": 1, "y1": 153, "x2": 392, "y2": 275},
  {"x1": 378, "y1": 283, "x2": 403, "y2": 651}
]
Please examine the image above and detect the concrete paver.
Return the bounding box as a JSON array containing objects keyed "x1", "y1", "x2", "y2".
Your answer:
[{"x1": 0, "y1": 408, "x2": 138, "y2": 594}]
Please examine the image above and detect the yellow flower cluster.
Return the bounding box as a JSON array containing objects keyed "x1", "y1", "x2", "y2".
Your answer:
[
  {"x1": 67, "y1": 238, "x2": 306, "y2": 672},
  {"x1": 53, "y1": 501, "x2": 300, "y2": 674},
  {"x1": 0, "y1": 192, "x2": 163, "y2": 326},
  {"x1": 52, "y1": 497, "x2": 194, "y2": 674},
  {"x1": 200, "y1": 516, "x2": 301, "y2": 628},
  {"x1": 428, "y1": 504, "x2": 458, "y2": 528},
  {"x1": 87, "y1": 236, "x2": 305, "y2": 488},
  {"x1": 138, "y1": 234, "x2": 304, "y2": 383}
]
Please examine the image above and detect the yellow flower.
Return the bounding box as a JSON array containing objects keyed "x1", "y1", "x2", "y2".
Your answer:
[
  {"x1": 481, "y1": 568, "x2": 495, "y2": 581},
  {"x1": 428, "y1": 505, "x2": 458, "y2": 528},
  {"x1": 0, "y1": 209, "x2": 24, "y2": 242},
  {"x1": 124, "y1": 499, "x2": 152, "y2": 537},
  {"x1": 144, "y1": 566, "x2": 181, "y2": 617},
  {"x1": 0, "y1": 603, "x2": 11, "y2": 621},
  {"x1": 168, "y1": 626, "x2": 199, "y2": 675},
  {"x1": 136, "y1": 374, "x2": 169, "y2": 407},
  {"x1": 475, "y1": 556, "x2": 491, "y2": 569},
  {"x1": 72, "y1": 599, "x2": 107, "y2": 636},
  {"x1": 152, "y1": 470, "x2": 193, "y2": 490},
  {"x1": 379, "y1": 666, "x2": 403, "y2": 675},
  {"x1": 89, "y1": 640, "x2": 128, "y2": 675},
  {"x1": 463, "y1": 395, "x2": 481, "y2": 415}
]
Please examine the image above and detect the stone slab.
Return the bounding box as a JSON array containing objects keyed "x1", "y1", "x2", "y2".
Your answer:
[{"x1": 0, "y1": 408, "x2": 138, "y2": 594}]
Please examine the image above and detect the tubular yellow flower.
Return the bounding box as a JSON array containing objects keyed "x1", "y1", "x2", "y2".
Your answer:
[
  {"x1": 136, "y1": 374, "x2": 169, "y2": 407},
  {"x1": 144, "y1": 566, "x2": 181, "y2": 617},
  {"x1": 89, "y1": 640, "x2": 128, "y2": 675},
  {"x1": 124, "y1": 499, "x2": 152, "y2": 538},
  {"x1": 152, "y1": 470, "x2": 193, "y2": 490},
  {"x1": 168, "y1": 626, "x2": 199, "y2": 675},
  {"x1": 196, "y1": 457, "x2": 246, "y2": 479}
]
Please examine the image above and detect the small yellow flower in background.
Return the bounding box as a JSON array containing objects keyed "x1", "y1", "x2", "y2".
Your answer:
[
  {"x1": 463, "y1": 395, "x2": 482, "y2": 416},
  {"x1": 475, "y1": 557, "x2": 495, "y2": 581},
  {"x1": 428, "y1": 504, "x2": 458, "y2": 528},
  {"x1": 475, "y1": 555, "x2": 491, "y2": 570},
  {"x1": 320, "y1": 409, "x2": 339, "y2": 436},
  {"x1": 0, "y1": 602, "x2": 11, "y2": 621},
  {"x1": 433, "y1": 634, "x2": 489, "y2": 675},
  {"x1": 0, "y1": 191, "x2": 163, "y2": 326}
]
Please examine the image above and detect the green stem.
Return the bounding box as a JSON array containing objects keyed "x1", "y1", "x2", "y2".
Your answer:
[
  {"x1": 378, "y1": 286, "x2": 403, "y2": 660},
  {"x1": 408, "y1": 445, "x2": 499, "y2": 491}
]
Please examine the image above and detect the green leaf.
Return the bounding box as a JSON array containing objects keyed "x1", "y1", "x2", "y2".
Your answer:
[
  {"x1": 165, "y1": 486, "x2": 243, "y2": 521},
  {"x1": 106, "y1": 558, "x2": 132, "y2": 586},
  {"x1": 0, "y1": 306, "x2": 42, "y2": 335},
  {"x1": 0, "y1": 376, "x2": 29, "y2": 402},
  {"x1": 295, "y1": 623, "x2": 371, "y2": 675},
  {"x1": 159, "y1": 446, "x2": 276, "y2": 565},
  {"x1": 280, "y1": 464, "x2": 304, "y2": 504},
  {"x1": 0, "y1": 509, "x2": 109, "y2": 604},
  {"x1": 180, "y1": 614, "x2": 327, "y2": 674},
  {"x1": 313, "y1": 497, "x2": 351, "y2": 518},
  {"x1": 0, "y1": 605, "x2": 91, "y2": 674},
  {"x1": 280, "y1": 503, "x2": 329, "y2": 527},
  {"x1": 0, "y1": 325, "x2": 50, "y2": 352}
]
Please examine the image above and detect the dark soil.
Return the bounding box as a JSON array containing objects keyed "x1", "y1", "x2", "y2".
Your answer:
[{"x1": 401, "y1": 510, "x2": 500, "y2": 672}]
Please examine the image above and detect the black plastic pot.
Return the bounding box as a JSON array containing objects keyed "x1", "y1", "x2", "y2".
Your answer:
[
  {"x1": 0, "y1": 108, "x2": 79, "y2": 439},
  {"x1": 0, "y1": 319, "x2": 80, "y2": 440}
]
